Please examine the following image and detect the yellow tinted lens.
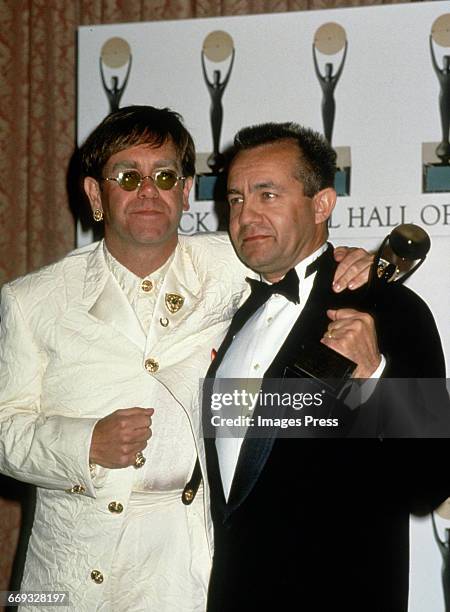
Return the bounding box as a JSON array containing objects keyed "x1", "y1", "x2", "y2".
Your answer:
[
  {"x1": 154, "y1": 170, "x2": 177, "y2": 190},
  {"x1": 119, "y1": 171, "x2": 141, "y2": 191}
]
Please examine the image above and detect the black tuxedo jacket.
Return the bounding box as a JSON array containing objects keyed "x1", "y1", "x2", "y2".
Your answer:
[{"x1": 204, "y1": 245, "x2": 449, "y2": 612}]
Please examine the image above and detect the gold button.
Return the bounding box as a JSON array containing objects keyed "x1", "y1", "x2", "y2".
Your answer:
[
  {"x1": 141, "y1": 279, "x2": 153, "y2": 292},
  {"x1": 159, "y1": 317, "x2": 169, "y2": 327},
  {"x1": 134, "y1": 452, "x2": 146, "y2": 469},
  {"x1": 108, "y1": 501, "x2": 124, "y2": 514},
  {"x1": 66, "y1": 484, "x2": 86, "y2": 494},
  {"x1": 183, "y1": 488, "x2": 194, "y2": 503},
  {"x1": 90, "y1": 570, "x2": 104, "y2": 584},
  {"x1": 144, "y1": 358, "x2": 159, "y2": 373}
]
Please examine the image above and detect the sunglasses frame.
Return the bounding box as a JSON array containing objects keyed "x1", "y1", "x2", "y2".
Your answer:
[{"x1": 102, "y1": 169, "x2": 186, "y2": 192}]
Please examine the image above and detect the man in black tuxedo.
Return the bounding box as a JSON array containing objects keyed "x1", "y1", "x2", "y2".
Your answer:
[{"x1": 204, "y1": 123, "x2": 449, "y2": 611}]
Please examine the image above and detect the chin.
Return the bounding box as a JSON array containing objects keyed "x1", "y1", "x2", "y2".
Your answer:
[
  {"x1": 133, "y1": 224, "x2": 171, "y2": 240},
  {"x1": 240, "y1": 255, "x2": 270, "y2": 274},
  {"x1": 139, "y1": 228, "x2": 179, "y2": 245}
]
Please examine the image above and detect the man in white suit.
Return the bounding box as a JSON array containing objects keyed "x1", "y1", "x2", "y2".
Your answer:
[{"x1": 0, "y1": 106, "x2": 371, "y2": 611}]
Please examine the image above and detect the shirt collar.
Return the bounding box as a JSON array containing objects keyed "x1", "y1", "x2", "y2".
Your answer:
[
  {"x1": 294, "y1": 242, "x2": 328, "y2": 281},
  {"x1": 261, "y1": 242, "x2": 328, "y2": 285},
  {"x1": 103, "y1": 242, "x2": 174, "y2": 303}
]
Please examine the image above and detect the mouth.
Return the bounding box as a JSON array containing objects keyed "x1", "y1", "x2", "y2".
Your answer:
[
  {"x1": 241, "y1": 234, "x2": 271, "y2": 246},
  {"x1": 130, "y1": 209, "x2": 163, "y2": 217}
]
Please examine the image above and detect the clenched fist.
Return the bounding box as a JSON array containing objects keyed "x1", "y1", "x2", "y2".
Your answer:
[
  {"x1": 90, "y1": 407, "x2": 154, "y2": 468},
  {"x1": 321, "y1": 308, "x2": 381, "y2": 378}
]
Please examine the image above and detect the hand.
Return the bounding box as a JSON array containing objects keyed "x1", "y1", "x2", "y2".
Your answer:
[
  {"x1": 332, "y1": 246, "x2": 374, "y2": 292},
  {"x1": 90, "y1": 407, "x2": 154, "y2": 469},
  {"x1": 321, "y1": 308, "x2": 381, "y2": 378}
]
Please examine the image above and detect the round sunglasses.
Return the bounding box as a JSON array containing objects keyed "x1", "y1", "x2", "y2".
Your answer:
[{"x1": 102, "y1": 169, "x2": 186, "y2": 191}]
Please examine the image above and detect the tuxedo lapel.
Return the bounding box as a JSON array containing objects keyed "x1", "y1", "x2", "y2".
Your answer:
[
  {"x1": 224, "y1": 432, "x2": 275, "y2": 519},
  {"x1": 204, "y1": 436, "x2": 227, "y2": 516},
  {"x1": 205, "y1": 277, "x2": 271, "y2": 379},
  {"x1": 204, "y1": 278, "x2": 276, "y2": 513}
]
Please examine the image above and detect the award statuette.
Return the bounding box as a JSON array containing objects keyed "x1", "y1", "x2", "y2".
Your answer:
[
  {"x1": 369, "y1": 223, "x2": 430, "y2": 289},
  {"x1": 100, "y1": 37, "x2": 132, "y2": 114},
  {"x1": 313, "y1": 23, "x2": 350, "y2": 197},
  {"x1": 196, "y1": 31, "x2": 235, "y2": 202},
  {"x1": 285, "y1": 225, "x2": 431, "y2": 395},
  {"x1": 431, "y1": 509, "x2": 450, "y2": 612},
  {"x1": 423, "y1": 13, "x2": 450, "y2": 193}
]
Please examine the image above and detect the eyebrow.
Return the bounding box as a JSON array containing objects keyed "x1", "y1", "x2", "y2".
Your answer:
[
  {"x1": 110, "y1": 161, "x2": 138, "y2": 173},
  {"x1": 227, "y1": 181, "x2": 281, "y2": 195}
]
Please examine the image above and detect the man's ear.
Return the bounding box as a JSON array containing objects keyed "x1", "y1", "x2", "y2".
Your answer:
[
  {"x1": 84, "y1": 177, "x2": 103, "y2": 214},
  {"x1": 182, "y1": 176, "x2": 193, "y2": 211},
  {"x1": 313, "y1": 187, "x2": 336, "y2": 224}
]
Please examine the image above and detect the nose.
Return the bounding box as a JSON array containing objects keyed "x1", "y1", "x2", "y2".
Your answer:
[
  {"x1": 237, "y1": 198, "x2": 261, "y2": 226},
  {"x1": 137, "y1": 176, "x2": 158, "y2": 198}
]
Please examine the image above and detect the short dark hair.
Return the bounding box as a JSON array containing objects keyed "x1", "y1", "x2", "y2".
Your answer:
[
  {"x1": 80, "y1": 105, "x2": 196, "y2": 180},
  {"x1": 230, "y1": 122, "x2": 336, "y2": 197}
]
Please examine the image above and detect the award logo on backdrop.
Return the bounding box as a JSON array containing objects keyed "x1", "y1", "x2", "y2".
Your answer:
[
  {"x1": 100, "y1": 37, "x2": 133, "y2": 113},
  {"x1": 313, "y1": 22, "x2": 350, "y2": 197},
  {"x1": 423, "y1": 13, "x2": 450, "y2": 193},
  {"x1": 196, "y1": 30, "x2": 235, "y2": 202},
  {"x1": 432, "y1": 504, "x2": 450, "y2": 612}
]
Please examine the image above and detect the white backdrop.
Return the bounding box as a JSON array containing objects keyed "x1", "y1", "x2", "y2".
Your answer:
[{"x1": 78, "y1": 3, "x2": 450, "y2": 609}]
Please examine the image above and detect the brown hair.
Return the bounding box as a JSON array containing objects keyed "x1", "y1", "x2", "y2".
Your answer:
[
  {"x1": 80, "y1": 105, "x2": 196, "y2": 180},
  {"x1": 231, "y1": 122, "x2": 336, "y2": 198}
]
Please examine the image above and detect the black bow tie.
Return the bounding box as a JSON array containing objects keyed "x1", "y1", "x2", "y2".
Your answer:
[
  {"x1": 247, "y1": 267, "x2": 300, "y2": 306},
  {"x1": 245, "y1": 254, "x2": 325, "y2": 309}
]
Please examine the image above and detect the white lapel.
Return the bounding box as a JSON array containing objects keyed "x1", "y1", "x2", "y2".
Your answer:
[
  {"x1": 145, "y1": 240, "x2": 204, "y2": 352},
  {"x1": 83, "y1": 241, "x2": 146, "y2": 351}
]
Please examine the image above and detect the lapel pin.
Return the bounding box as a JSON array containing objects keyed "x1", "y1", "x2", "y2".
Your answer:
[{"x1": 165, "y1": 293, "x2": 185, "y2": 314}]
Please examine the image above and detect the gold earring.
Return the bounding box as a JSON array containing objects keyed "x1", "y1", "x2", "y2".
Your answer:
[{"x1": 93, "y1": 209, "x2": 104, "y2": 222}]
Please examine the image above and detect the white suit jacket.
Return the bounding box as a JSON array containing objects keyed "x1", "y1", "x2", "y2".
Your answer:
[{"x1": 0, "y1": 232, "x2": 249, "y2": 610}]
